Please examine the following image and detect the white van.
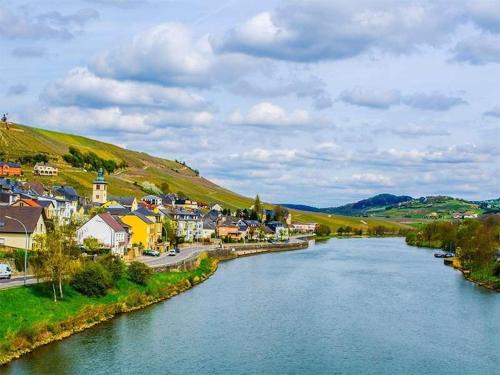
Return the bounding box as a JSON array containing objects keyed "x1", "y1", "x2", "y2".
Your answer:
[{"x1": 0, "y1": 264, "x2": 12, "y2": 279}]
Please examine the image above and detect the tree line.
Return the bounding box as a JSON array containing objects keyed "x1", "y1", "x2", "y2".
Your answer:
[
  {"x1": 63, "y1": 147, "x2": 127, "y2": 174},
  {"x1": 406, "y1": 216, "x2": 500, "y2": 275}
]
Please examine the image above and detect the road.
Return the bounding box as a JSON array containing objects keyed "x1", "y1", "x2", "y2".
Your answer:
[
  {"x1": 137, "y1": 244, "x2": 219, "y2": 268},
  {"x1": 0, "y1": 275, "x2": 37, "y2": 289}
]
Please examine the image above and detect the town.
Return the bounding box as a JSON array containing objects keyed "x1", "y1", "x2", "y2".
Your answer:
[{"x1": 0, "y1": 164, "x2": 318, "y2": 270}]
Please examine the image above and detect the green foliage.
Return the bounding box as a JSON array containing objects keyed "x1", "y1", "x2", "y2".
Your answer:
[
  {"x1": 139, "y1": 181, "x2": 162, "y2": 195},
  {"x1": 71, "y1": 262, "x2": 112, "y2": 297},
  {"x1": 160, "y1": 182, "x2": 170, "y2": 194},
  {"x1": 177, "y1": 191, "x2": 187, "y2": 199},
  {"x1": 83, "y1": 237, "x2": 102, "y2": 253},
  {"x1": 17, "y1": 153, "x2": 49, "y2": 165},
  {"x1": 63, "y1": 147, "x2": 126, "y2": 174},
  {"x1": 315, "y1": 224, "x2": 331, "y2": 237},
  {"x1": 406, "y1": 217, "x2": 500, "y2": 274},
  {"x1": 128, "y1": 261, "x2": 152, "y2": 285},
  {"x1": 13, "y1": 249, "x2": 27, "y2": 272},
  {"x1": 97, "y1": 254, "x2": 125, "y2": 282}
]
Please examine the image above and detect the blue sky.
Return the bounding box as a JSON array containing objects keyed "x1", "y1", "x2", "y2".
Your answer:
[{"x1": 1, "y1": 0, "x2": 499, "y2": 206}]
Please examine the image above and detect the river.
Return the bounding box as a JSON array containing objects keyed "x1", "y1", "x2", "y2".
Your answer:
[{"x1": 1, "y1": 238, "x2": 499, "y2": 374}]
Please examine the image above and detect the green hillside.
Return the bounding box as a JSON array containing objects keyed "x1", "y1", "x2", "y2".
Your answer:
[{"x1": 0, "y1": 123, "x2": 408, "y2": 231}]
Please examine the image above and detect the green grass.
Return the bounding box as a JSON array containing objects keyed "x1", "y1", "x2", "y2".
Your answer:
[
  {"x1": 468, "y1": 263, "x2": 500, "y2": 289},
  {"x1": 0, "y1": 258, "x2": 215, "y2": 353}
]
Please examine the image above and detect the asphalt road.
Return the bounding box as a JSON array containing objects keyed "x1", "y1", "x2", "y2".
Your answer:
[
  {"x1": 0, "y1": 275, "x2": 37, "y2": 289},
  {"x1": 137, "y1": 245, "x2": 219, "y2": 268}
]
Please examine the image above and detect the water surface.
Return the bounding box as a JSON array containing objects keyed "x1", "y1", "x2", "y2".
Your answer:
[{"x1": 2, "y1": 238, "x2": 499, "y2": 374}]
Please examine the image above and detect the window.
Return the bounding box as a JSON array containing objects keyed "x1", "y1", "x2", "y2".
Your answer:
[
  {"x1": 96, "y1": 184, "x2": 100, "y2": 190},
  {"x1": 96, "y1": 195, "x2": 100, "y2": 199}
]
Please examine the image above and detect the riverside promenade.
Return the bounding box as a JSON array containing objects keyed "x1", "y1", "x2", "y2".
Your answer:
[{"x1": 139, "y1": 237, "x2": 312, "y2": 272}]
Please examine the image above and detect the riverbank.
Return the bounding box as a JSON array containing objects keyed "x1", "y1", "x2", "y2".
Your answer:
[
  {"x1": 407, "y1": 241, "x2": 499, "y2": 292},
  {"x1": 0, "y1": 254, "x2": 218, "y2": 366},
  {"x1": 0, "y1": 240, "x2": 310, "y2": 366}
]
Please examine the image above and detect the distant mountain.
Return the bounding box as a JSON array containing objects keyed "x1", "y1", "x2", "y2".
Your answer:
[{"x1": 324, "y1": 194, "x2": 414, "y2": 216}]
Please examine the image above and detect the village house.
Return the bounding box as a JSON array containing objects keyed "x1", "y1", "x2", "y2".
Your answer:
[
  {"x1": 33, "y1": 162, "x2": 58, "y2": 176},
  {"x1": 202, "y1": 218, "x2": 216, "y2": 240},
  {"x1": 166, "y1": 208, "x2": 203, "y2": 242},
  {"x1": 77, "y1": 213, "x2": 129, "y2": 256},
  {"x1": 142, "y1": 195, "x2": 162, "y2": 206},
  {"x1": 107, "y1": 196, "x2": 138, "y2": 211},
  {"x1": 0, "y1": 162, "x2": 22, "y2": 177},
  {"x1": 267, "y1": 221, "x2": 290, "y2": 241},
  {"x1": 291, "y1": 223, "x2": 317, "y2": 233},
  {"x1": 51, "y1": 186, "x2": 79, "y2": 220},
  {"x1": 174, "y1": 199, "x2": 199, "y2": 210},
  {"x1": 120, "y1": 212, "x2": 156, "y2": 251},
  {"x1": 0, "y1": 206, "x2": 46, "y2": 249}
]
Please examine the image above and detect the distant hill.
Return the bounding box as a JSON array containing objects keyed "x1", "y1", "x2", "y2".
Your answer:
[
  {"x1": 0, "y1": 122, "x2": 408, "y2": 232},
  {"x1": 325, "y1": 194, "x2": 414, "y2": 216},
  {"x1": 279, "y1": 204, "x2": 321, "y2": 213},
  {"x1": 284, "y1": 193, "x2": 486, "y2": 220}
]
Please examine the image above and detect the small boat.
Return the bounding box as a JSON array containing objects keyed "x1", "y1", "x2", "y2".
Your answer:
[{"x1": 434, "y1": 253, "x2": 446, "y2": 258}]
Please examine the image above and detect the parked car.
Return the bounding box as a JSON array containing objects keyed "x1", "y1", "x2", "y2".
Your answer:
[
  {"x1": 144, "y1": 250, "x2": 160, "y2": 257},
  {"x1": 174, "y1": 247, "x2": 180, "y2": 254},
  {"x1": 168, "y1": 249, "x2": 176, "y2": 256},
  {"x1": 0, "y1": 264, "x2": 12, "y2": 279}
]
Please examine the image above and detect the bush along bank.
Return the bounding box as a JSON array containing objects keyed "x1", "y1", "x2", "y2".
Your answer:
[
  {"x1": 405, "y1": 217, "x2": 500, "y2": 291},
  {"x1": 0, "y1": 253, "x2": 218, "y2": 366}
]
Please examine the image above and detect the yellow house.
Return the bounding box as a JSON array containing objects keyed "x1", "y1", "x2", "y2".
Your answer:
[{"x1": 120, "y1": 212, "x2": 156, "y2": 250}]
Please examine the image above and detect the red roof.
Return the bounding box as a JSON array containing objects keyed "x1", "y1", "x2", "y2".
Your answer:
[{"x1": 98, "y1": 213, "x2": 127, "y2": 233}]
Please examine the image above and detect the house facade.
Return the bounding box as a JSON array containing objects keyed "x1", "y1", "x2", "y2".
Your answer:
[
  {"x1": 77, "y1": 213, "x2": 129, "y2": 256},
  {"x1": 0, "y1": 206, "x2": 46, "y2": 249},
  {"x1": 0, "y1": 162, "x2": 22, "y2": 177},
  {"x1": 120, "y1": 213, "x2": 156, "y2": 250},
  {"x1": 33, "y1": 162, "x2": 58, "y2": 176}
]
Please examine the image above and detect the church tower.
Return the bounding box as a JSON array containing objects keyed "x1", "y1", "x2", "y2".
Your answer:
[{"x1": 92, "y1": 168, "x2": 107, "y2": 204}]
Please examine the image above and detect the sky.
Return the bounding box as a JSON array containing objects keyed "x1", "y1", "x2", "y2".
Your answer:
[{"x1": 1, "y1": 0, "x2": 499, "y2": 206}]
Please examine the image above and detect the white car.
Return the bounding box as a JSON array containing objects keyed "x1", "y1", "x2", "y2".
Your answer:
[
  {"x1": 0, "y1": 264, "x2": 12, "y2": 279},
  {"x1": 168, "y1": 249, "x2": 176, "y2": 256}
]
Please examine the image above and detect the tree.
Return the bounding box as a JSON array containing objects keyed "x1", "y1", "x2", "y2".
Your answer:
[
  {"x1": 83, "y1": 237, "x2": 101, "y2": 253},
  {"x1": 31, "y1": 224, "x2": 80, "y2": 301},
  {"x1": 71, "y1": 262, "x2": 112, "y2": 297},
  {"x1": 273, "y1": 205, "x2": 287, "y2": 222},
  {"x1": 160, "y1": 182, "x2": 170, "y2": 194},
  {"x1": 252, "y1": 195, "x2": 262, "y2": 221},
  {"x1": 128, "y1": 261, "x2": 152, "y2": 285},
  {"x1": 316, "y1": 224, "x2": 331, "y2": 237},
  {"x1": 177, "y1": 191, "x2": 187, "y2": 199},
  {"x1": 162, "y1": 217, "x2": 177, "y2": 245}
]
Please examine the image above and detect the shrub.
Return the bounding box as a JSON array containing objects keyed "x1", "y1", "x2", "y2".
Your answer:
[
  {"x1": 493, "y1": 262, "x2": 500, "y2": 277},
  {"x1": 128, "y1": 261, "x2": 152, "y2": 285},
  {"x1": 71, "y1": 263, "x2": 112, "y2": 297},
  {"x1": 97, "y1": 254, "x2": 125, "y2": 282},
  {"x1": 315, "y1": 224, "x2": 331, "y2": 237},
  {"x1": 14, "y1": 249, "x2": 27, "y2": 272}
]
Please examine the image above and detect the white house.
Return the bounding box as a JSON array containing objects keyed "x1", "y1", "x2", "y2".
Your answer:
[
  {"x1": 77, "y1": 213, "x2": 129, "y2": 256},
  {"x1": 33, "y1": 162, "x2": 58, "y2": 176}
]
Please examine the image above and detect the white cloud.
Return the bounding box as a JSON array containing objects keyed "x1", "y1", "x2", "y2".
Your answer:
[
  {"x1": 228, "y1": 102, "x2": 313, "y2": 127},
  {"x1": 35, "y1": 106, "x2": 214, "y2": 134},
  {"x1": 339, "y1": 88, "x2": 401, "y2": 109},
  {"x1": 216, "y1": 1, "x2": 460, "y2": 62},
  {"x1": 91, "y1": 22, "x2": 254, "y2": 87},
  {"x1": 43, "y1": 67, "x2": 209, "y2": 109}
]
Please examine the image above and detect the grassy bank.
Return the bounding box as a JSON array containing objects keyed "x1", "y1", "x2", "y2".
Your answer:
[{"x1": 0, "y1": 256, "x2": 218, "y2": 365}]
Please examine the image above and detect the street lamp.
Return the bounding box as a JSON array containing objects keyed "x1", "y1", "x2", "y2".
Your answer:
[{"x1": 5, "y1": 216, "x2": 28, "y2": 286}]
